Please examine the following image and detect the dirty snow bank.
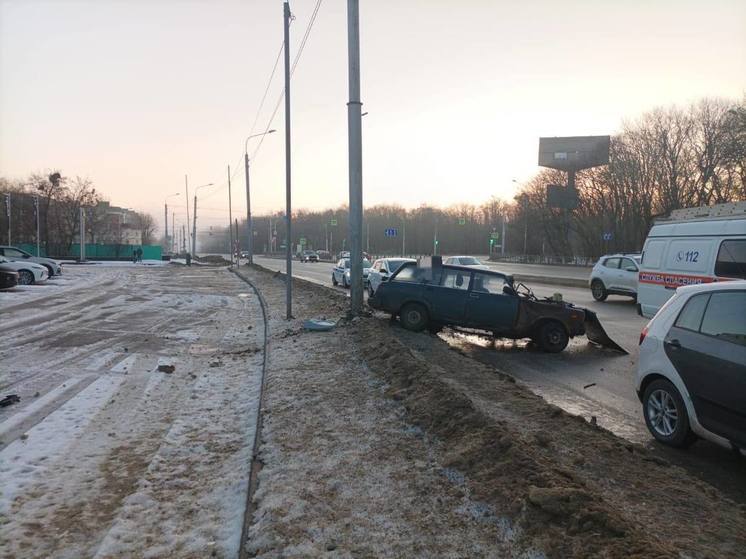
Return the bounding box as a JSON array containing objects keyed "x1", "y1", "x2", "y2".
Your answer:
[{"x1": 238, "y1": 268, "x2": 538, "y2": 558}]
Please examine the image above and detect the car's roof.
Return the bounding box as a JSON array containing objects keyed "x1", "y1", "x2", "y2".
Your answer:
[
  {"x1": 677, "y1": 280, "x2": 746, "y2": 295},
  {"x1": 599, "y1": 253, "x2": 641, "y2": 259}
]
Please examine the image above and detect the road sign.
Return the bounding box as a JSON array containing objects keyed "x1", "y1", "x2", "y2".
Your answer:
[
  {"x1": 458, "y1": 217, "x2": 466, "y2": 225},
  {"x1": 602, "y1": 232, "x2": 613, "y2": 241},
  {"x1": 385, "y1": 227, "x2": 398, "y2": 237},
  {"x1": 490, "y1": 232, "x2": 500, "y2": 240},
  {"x1": 330, "y1": 219, "x2": 337, "y2": 226}
]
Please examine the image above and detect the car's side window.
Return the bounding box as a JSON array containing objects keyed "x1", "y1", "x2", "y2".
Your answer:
[
  {"x1": 392, "y1": 265, "x2": 419, "y2": 282},
  {"x1": 441, "y1": 269, "x2": 470, "y2": 290},
  {"x1": 715, "y1": 240, "x2": 746, "y2": 280},
  {"x1": 471, "y1": 273, "x2": 506, "y2": 294},
  {"x1": 6, "y1": 248, "x2": 24, "y2": 257},
  {"x1": 603, "y1": 257, "x2": 621, "y2": 269},
  {"x1": 620, "y1": 257, "x2": 637, "y2": 271},
  {"x1": 699, "y1": 291, "x2": 746, "y2": 347},
  {"x1": 674, "y1": 293, "x2": 710, "y2": 332}
]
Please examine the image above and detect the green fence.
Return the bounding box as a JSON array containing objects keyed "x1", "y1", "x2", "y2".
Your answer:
[{"x1": 15, "y1": 243, "x2": 162, "y2": 260}]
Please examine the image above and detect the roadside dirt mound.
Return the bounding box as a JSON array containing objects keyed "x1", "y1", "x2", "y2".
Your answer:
[
  {"x1": 356, "y1": 319, "x2": 746, "y2": 558},
  {"x1": 195, "y1": 254, "x2": 231, "y2": 265}
]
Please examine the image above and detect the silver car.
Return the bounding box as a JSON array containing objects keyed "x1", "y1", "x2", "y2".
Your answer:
[
  {"x1": 368, "y1": 257, "x2": 416, "y2": 296},
  {"x1": 0, "y1": 246, "x2": 63, "y2": 277},
  {"x1": 0, "y1": 255, "x2": 49, "y2": 285}
]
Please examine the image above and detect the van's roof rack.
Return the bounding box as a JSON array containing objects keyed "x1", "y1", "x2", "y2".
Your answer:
[{"x1": 656, "y1": 201, "x2": 746, "y2": 223}]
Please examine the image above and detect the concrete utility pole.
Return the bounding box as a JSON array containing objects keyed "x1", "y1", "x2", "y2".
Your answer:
[
  {"x1": 34, "y1": 196, "x2": 40, "y2": 256},
  {"x1": 228, "y1": 165, "x2": 234, "y2": 266},
  {"x1": 79, "y1": 207, "x2": 85, "y2": 262},
  {"x1": 283, "y1": 0, "x2": 293, "y2": 319},
  {"x1": 184, "y1": 175, "x2": 190, "y2": 255},
  {"x1": 5, "y1": 193, "x2": 10, "y2": 245},
  {"x1": 243, "y1": 130, "x2": 276, "y2": 266},
  {"x1": 346, "y1": 0, "x2": 364, "y2": 315},
  {"x1": 172, "y1": 212, "x2": 175, "y2": 253},
  {"x1": 191, "y1": 183, "x2": 213, "y2": 257}
]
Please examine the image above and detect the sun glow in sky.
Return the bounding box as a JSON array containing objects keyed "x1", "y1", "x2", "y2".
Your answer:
[{"x1": 1, "y1": 0, "x2": 744, "y2": 232}]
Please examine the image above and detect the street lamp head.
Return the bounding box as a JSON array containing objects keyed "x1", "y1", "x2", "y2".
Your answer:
[{"x1": 268, "y1": 129, "x2": 277, "y2": 134}]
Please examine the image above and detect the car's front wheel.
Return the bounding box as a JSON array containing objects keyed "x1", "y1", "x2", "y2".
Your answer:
[
  {"x1": 536, "y1": 321, "x2": 569, "y2": 353},
  {"x1": 591, "y1": 279, "x2": 608, "y2": 301},
  {"x1": 43, "y1": 264, "x2": 54, "y2": 277},
  {"x1": 643, "y1": 379, "x2": 696, "y2": 448},
  {"x1": 399, "y1": 303, "x2": 428, "y2": 332},
  {"x1": 18, "y1": 270, "x2": 35, "y2": 285}
]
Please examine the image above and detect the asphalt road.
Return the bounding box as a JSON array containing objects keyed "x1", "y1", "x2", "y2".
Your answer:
[{"x1": 251, "y1": 256, "x2": 746, "y2": 489}]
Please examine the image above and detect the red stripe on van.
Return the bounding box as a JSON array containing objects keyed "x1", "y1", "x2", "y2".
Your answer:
[{"x1": 638, "y1": 272, "x2": 714, "y2": 287}]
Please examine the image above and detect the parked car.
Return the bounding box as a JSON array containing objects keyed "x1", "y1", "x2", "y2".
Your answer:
[
  {"x1": 0, "y1": 246, "x2": 63, "y2": 277},
  {"x1": 637, "y1": 204, "x2": 746, "y2": 318},
  {"x1": 636, "y1": 281, "x2": 746, "y2": 452},
  {"x1": 0, "y1": 269, "x2": 18, "y2": 290},
  {"x1": 443, "y1": 256, "x2": 489, "y2": 270},
  {"x1": 368, "y1": 260, "x2": 624, "y2": 353},
  {"x1": 332, "y1": 257, "x2": 373, "y2": 288},
  {"x1": 368, "y1": 257, "x2": 416, "y2": 296},
  {"x1": 300, "y1": 250, "x2": 319, "y2": 263},
  {"x1": 0, "y1": 256, "x2": 49, "y2": 285},
  {"x1": 589, "y1": 254, "x2": 641, "y2": 301}
]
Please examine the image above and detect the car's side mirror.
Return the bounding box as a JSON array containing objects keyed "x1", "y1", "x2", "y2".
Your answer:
[
  {"x1": 503, "y1": 285, "x2": 516, "y2": 296},
  {"x1": 625, "y1": 267, "x2": 637, "y2": 272}
]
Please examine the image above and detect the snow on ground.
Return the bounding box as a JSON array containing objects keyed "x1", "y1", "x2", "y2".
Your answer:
[
  {"x1": 236, "y1": 268, "x2": 527, "y2": 558},
  {"x1": 0, "y1": 265, "x2": 264, "y2": 558}
]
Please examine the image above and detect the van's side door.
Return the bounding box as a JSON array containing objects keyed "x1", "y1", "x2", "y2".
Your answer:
[{"x1": 665, "y1": 291, "x2": 746, "y2": 446}]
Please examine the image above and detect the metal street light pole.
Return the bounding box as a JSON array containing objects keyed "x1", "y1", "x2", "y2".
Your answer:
[
  {"x1": 227, "y1": 166, "x2": 234, "y2": 266},
  {"x1": 283, "y1": 0, "x2": 293, "y2": 319},
  {"x1": 347, "y1": 0, "x2": 364, "y2": 315},
  {"x1": 164, "y1": 192, "x2": 180, "y2": 254},
  {"x1": 244, "y1": 129, "x2": 276, "y2": 265},
  {"x1": 191, "y1": 182, "x2": 214, "y2": 257}
]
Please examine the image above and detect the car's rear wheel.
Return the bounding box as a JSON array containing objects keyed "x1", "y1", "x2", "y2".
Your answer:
[
  {"x1": 591, "y1": 279, "x2": 608, "y2": 301},
  {"x1": 18, "y1": 270, "x2": 35, "y2": 285},
  {"x1": 332, "y1": 274, "x2": 338, "y2": 286},
  {"x1": 399, "y1": 303, "x2": 428, "y2": 332},
  {"x1": 643, "y1": 379, "x2": 696, "y2": 448},
  {"x1": 536, "y1": 321, "x2": 569, "y2": 353}
]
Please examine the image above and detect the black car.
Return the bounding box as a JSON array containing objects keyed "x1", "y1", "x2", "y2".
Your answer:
[
  {"x1": 0, "y1": 269, "x2": 18, "y2": 290},
  {"x1": 368, "y1": 259, "x2": 623, "y2": 353}
]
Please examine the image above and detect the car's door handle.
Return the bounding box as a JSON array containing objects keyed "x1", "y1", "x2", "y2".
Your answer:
[
  {"x1": 667, "y1": 338, "x2": 681, "y2": 349},
  {"x1": 469, "y1": 293, "x2": 480, "y2": 299}
]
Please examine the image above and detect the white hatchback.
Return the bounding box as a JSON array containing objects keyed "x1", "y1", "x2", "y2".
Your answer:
[
  {"x1": 636, "y1": 281, "x2": 746, "y2": 452},
  {"x1": 589, "y1": 254, "x2": 640, "y2": 301}
]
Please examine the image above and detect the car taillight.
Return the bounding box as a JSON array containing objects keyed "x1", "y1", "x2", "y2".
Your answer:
[{"x1": 639, "y1": 325, "x2": 649, "y2": 346}]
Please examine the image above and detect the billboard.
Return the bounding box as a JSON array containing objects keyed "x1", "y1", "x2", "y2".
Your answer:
[{"x1": 538, "y1": 136, "x2": 610, "y2": 172}]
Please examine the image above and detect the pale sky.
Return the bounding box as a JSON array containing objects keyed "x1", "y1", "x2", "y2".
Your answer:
[{"x1": 1, "y1": 0, "x2": 744, "y2": 232}]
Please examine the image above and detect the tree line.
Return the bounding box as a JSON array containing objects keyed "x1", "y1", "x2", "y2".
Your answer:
[
  {"x1": 202, "y1": 97, "x2": 745, "y2": 261},
  {"x1": 0, "y1": 173, "x2": 158, "y2": 256}
]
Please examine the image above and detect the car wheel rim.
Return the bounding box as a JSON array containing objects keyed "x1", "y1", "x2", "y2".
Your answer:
[
  {"x1": 592, "y1": 283, "x2": 602, "y2": 297},
  {"x1": 406, "y1": 310, "x2": 421, "y2": 324},
  {"x1": 647, "y1": 389, "x2": 678, "y2": 437},
  {"x1": 547, "y1": 329, "x2": 561, "y2": 344},
  {"x1": 19, "y1": 272, "x2": 32, "y2": 285}
]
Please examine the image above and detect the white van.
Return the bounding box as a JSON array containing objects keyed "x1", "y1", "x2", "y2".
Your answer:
[{"x1": 638, "y1": 203, "x2": 746, "y2": 318}]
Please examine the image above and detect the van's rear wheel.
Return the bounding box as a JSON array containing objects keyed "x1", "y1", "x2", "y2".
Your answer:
[
  {"x1": 399, "y1": 303, "x2": 428, "y2": 332},
  {"x1": 537, "y1": 321, "x2": 569, "y2": 353},
  {"x1": 591, "y1": 279, "x2": 608, "y2": 301}
]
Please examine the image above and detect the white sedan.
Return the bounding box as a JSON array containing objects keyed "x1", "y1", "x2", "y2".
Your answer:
[
  {"x1": 0, "y1": 256, "x2": 49, "y2": 285},
  {"x1": 332, "y1": 257, "x2": 372, "y2": 288},
  {"x1": 443, "y1": 255, "x2": 489, "y2": 270},
  {"x1": 368, "y1": 257, "x2": 416, "y2": 296}
]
